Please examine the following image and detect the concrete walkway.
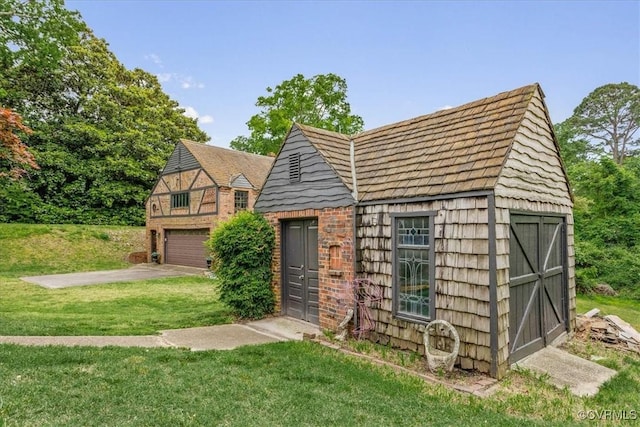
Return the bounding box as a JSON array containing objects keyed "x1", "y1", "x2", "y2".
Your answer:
[
  {"x1": 20, "y1": 264, "x2": 200, "y2": 289},
  {"x1": 0, "y1": 317, "x2": 321, "y2": 351},
  {"x1": 513, "y1": 346, "x2": 617, "y2": 397}
]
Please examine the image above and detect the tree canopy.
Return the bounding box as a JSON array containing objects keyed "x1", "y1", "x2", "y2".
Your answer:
[
  {"x1": 567, "y1": 82, "x2": 640, "y2": 164},
  {"x1": 0, "y1": 0, "x2": 208, "y2": 225},
  {"x1": 555, "y1": 82, "x2": 640, "y2": 297},
  {"x1": 230, "y1": 73, "x2": 364, "y2": 155}
]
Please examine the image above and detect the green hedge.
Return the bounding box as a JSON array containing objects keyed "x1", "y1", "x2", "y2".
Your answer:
[{"x1": 206, "y1": 211, "x2": 275, "y2": 318}]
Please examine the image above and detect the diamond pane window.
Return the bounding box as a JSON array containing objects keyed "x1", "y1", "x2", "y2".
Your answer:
[{"x1": 394, "y1": 215, "x2": 433, "y2": 321}]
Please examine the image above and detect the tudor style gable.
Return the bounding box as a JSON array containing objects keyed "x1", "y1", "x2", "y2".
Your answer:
[
  {"x1": 255, "y1": 125, "x2": 355, "y2": 212},
  {"x1": 148, "y1": 142, "x2": 218, "y2": 218}
]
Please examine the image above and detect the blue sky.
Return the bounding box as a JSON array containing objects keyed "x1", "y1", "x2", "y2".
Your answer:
[{"x1": 66, "y1": 0, "x2": 639, "y2": 148}]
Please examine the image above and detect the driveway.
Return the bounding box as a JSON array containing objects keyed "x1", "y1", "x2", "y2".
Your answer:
[{"x1": 20, "y1": 264, "x2": 200, "y2": 289}]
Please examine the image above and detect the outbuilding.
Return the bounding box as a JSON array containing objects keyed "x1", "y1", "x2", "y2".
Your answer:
[
  {"x1": 255, "y1": 83, "x2": 575, "y2": 378},
  {"x1": 146, "y1": 140, "x2": 273, "y2": 268}
]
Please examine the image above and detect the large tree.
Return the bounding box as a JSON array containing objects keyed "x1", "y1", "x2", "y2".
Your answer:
[
  {"x1": 0, "y1": 0, "x2": 83, "y2": 119},
  {"x1": 0, "y1": 1, "x2": 209, "y2": 225},
  {"x1": 568, "y1": 82, "x2": 640, "y2": 164},
  {"x1": 231, "y1": 73, "x2": 364, "y2": 155}
]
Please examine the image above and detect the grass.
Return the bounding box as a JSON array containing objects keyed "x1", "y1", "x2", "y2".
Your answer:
[
  {"x1": 0, "y1": 223, "x2": 146, "y2": 276},
  {"x1": 0, "y1": 223, "x2": 232, "y2": 335},
  {"x1": 576, "y1": 294, "x2": 640, "y2": 330},
  {"x1": 0, "y1": 276, "x2": 232, "y2": 335},
  {"x1": 1, "y1": 223, "x2": 639, "y2": 425},
  {"x1": 0, "y1": 342, "x2": 566, "y2": 427}
]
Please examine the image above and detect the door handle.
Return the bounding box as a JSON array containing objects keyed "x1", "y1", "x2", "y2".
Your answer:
[{"x1": 299, "y1": 275, "x2": 304, "y2": 280}]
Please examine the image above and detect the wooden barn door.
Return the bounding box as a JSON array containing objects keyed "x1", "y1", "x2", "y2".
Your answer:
[
  {"x1": 509, "y1": 214, "x2": 568, "y2": 363},
  {"x1": 283, "y1": 219, "x2": 319, "y2": 325}
]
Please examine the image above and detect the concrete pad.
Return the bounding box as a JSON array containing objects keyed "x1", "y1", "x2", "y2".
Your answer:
[
  {"x1": 20, "y1": 265, "x2": 192, "y2": 289},
  {"x1": 161, "y1": 324, "x2": 281, "y2": 350},
  {"x1": 247, "y1": 316, "x2": 321, "y2": 341},
  {"x1": 514, "y1": 346, "x2": 617, "y2": 396}
]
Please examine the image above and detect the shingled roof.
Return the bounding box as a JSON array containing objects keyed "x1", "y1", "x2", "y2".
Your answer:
[
  {"x1": 296, "y1": 83, "x2": 544, "y2": 202},
  {"x1": 180, "y1": 139, "x2": 274, "y2": 189}
]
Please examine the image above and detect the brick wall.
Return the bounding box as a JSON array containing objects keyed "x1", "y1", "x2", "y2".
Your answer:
[
  {"x1": 145, "y1": 184, "x2": 260, "y2": 263},
  {"x1": 263, "y1": 206, "x2": 355, "y2": 331}
]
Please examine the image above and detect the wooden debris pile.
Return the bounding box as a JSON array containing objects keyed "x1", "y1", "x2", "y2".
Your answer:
[{"x1": 576, "y1": 309, "x2": 640, "y2": 355}]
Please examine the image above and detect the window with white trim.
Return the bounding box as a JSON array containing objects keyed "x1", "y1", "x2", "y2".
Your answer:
[{"x1": 392, "y1": 213, "x2": 435, "y2": 322}]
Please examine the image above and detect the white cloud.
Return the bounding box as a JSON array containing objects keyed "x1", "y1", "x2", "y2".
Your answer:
[
  {"x1": 183, "y1": 106, "x2": 213, "y2": 125},
  {"x1": 156, "y1": 73, "x2": 172, "y2": 83},
  {"x1": 144, "y1": 53, "x2": 163, "y2": 66},
  {"x1": 183, "y1": 106, "x2": 199, "y2": 119},
  {"x1": 180, "y1": 76, "x2": 205, "y2": 90},
  {"x1": 439, "y1": 105, "x2": 454, "y2": 110}
]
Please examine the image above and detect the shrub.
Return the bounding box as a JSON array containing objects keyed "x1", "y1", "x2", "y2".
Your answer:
[
  {"x1": 575, "y1": 240, "x2": 640, "y2": 297},
  {"x1": 206, "y1": 211, "x2": 275, "y2": 318}
]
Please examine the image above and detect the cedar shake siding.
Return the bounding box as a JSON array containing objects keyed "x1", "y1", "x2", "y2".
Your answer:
[
  {"x1": 146, "y1": 140, "x2": 273, "y2": 267},
  {"x1": 255, "y1": 83, "x2": 574, "y2": 379}
]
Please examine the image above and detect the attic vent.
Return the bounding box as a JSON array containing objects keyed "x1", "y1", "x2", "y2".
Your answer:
[{"x1": 288, "y1": 153, "x2": 300, "y2": 182}]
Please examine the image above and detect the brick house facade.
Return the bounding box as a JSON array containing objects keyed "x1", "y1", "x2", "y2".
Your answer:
[{"x1": 146, "y1": 139, "x2": 273, "y2": 268}]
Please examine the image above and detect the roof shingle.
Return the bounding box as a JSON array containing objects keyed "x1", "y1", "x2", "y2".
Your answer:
[
  {"x1": 180, "y1": 140, "x2": 274, "y2": 189},
  {"x1": 296, "y1": 84, "x2": 539, "y2": 202}
]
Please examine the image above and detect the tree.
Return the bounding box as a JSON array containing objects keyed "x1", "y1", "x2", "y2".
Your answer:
[
  {"x1": 553, "y1": 120, "x2": 590, "y2": 168},
  {"x1": 568, "y1": 82, "x2": 640, "y2": 164},
  {"x1": 231, "y1": 73, "x2": 364, "y2": 155},
  {"x1": 0, "y1": 0, "x2": 83, "y2": 119},
  {"x1": 1, "y1": 2, "x2": 209, "y2": 225},
  {"x1": 0, "y1": 107, "x2": 37, "y2": 179},
  {"x1": 25, "y1": 32, "x2": 208, "y2": 225}
]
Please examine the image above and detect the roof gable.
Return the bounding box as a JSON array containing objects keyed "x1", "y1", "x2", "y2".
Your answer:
[
  {"x1": 180, "y1": 140, "x2": 274, "y2": 189},
  {"x1": 296, "y1": 124, "x2": 354, "y2": 192},
  {"x1": 163, "y1": 142, "x2": 201, "y2": 173},
  {"x1": 285, "y1": 84, "x2": 555, "y2": 203},
  {"x1": 254, "y1": 125, "x2": 354, "y2": 212}
]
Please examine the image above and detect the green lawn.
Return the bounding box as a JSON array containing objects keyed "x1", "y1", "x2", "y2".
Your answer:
[
  {"x1": 0, "y1": 276, "x2": 232, "y2": 335},
  {"x1": 0, "y1": 223, "x2": 231, "y2": 335},
  {"x1": 0, "y1": 342, "x2": 571, "y2": 427},
  {"x1": 1, "y1": 223, "x2": 639, "y2": 425},
  {"x1": 576, "y1": 294, "x2": 640, "y2": 330}
]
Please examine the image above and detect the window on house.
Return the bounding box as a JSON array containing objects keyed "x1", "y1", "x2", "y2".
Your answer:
[
  {"x1": 392, "y1": 213, "x2": 435, "y2": 322},
  {"x1": 234, "y1": 190, "x2": 248, "y2": 213},
  {"x1": 289, "y1": 153, "x2": 300, "y2": 182},
  {"x1": 171, "y1": 192, "x2": 189, "y2": 208}
]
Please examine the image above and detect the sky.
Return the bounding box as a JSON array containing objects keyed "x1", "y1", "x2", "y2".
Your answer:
[{"x1": 65, "y1": 0, "x2": 640, "y2": 148}]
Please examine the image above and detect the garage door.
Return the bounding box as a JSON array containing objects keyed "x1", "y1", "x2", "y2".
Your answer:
[
  {"x1": 509, "y1": 214, "x2": 568, "y2": 363},
  {"x1": 165, "y1": 229, "x2": 209, "y2": 268}
]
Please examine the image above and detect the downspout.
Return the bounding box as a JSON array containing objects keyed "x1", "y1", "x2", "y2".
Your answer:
[
  {"x1": 350, "y1": 139, "x2": 358, "y2": 201},
  {"x1": 350, "y1": 138, "x2": 359, "y2": 332}
]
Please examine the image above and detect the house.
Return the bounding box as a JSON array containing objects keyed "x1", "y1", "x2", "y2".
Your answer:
[
  {"x1": 254, "y1": 84, "x2": 575, "y2": 378},
  {"x1": 146, "y1": 139, "x2": 273, "y2": 268}
]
